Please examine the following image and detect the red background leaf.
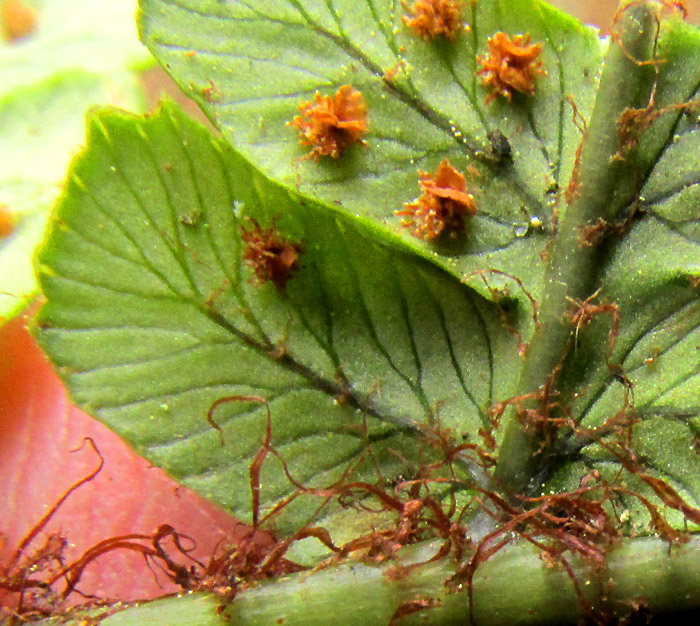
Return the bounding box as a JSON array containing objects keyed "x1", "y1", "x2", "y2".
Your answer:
[{"x1": 0, "y1": 308, "x2": 243, "y2": 607}]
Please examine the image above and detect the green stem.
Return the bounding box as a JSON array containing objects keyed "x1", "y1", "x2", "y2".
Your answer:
[
  {"x1": 494, "y1": 0, "x2": 659, "y2": 495},
  {"x1": 226, "y1": 537, "x2": 700, "y2": 625},
  {"x1": 47, "y1": 537, "x2": 700, "y2": 625}
]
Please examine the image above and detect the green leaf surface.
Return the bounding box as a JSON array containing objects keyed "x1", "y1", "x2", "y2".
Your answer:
[
  {"x1": 34, "y1": 0, "x2": 700, "y2": 543},
  {"x1": 134, "y1": 0, "x2": 700, "y2": 523},
  {"x1": 34, "y1": 102, "x2": 519, "y2": 539},
  {"x1": 0, "y1": 0, "x2": 151, "y2": 323},
  {"x1": 137, "y1": 0, "x2": 603, "y2": 299}
]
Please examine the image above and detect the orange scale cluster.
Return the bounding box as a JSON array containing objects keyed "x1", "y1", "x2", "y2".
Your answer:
[
  {"x1": 402, "y1": 0, "x2": 465, "y2": 41},
  {"x1": 287, "y1": 85, "x2": 369, "y2": 160},
  {"x1": 241, "y1": 219, "x2": 303, "y2": 289},
  {"x1": 477, "y1": 32, "x2": 546, "y2": 104},
  {"x1": 396, "y1": 159, "x2": 477, "y2": 240}
]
